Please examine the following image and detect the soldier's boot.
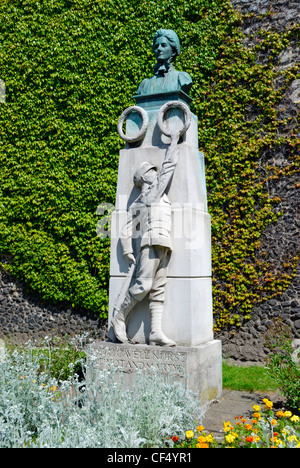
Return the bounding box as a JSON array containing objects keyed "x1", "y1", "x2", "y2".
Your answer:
[
  {"x1": 111, "y1": 292, "x2": 137, "y2": 343},
  {"x1": 149, "y1": 303, "x2": 176, "y2": 347}
]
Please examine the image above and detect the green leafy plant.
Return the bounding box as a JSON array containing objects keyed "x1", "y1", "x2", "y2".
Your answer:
[
  {"x1": 264, "y1": 318, "x2": 300, "y2": 411},
  {"x1": 32, "y1": 335, "x2": 86, "y2": 381},
  {"x1": 6, "y1": 335, "x2": 87, "y2": 383}
]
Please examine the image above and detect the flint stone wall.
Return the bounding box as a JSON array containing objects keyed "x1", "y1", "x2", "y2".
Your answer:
[
  {"x1": 0, "y1": 267, "x2": 105, "y2": 344},
  {"x1": 218, "y1": 0, "x2": 300, "y2": 361}
]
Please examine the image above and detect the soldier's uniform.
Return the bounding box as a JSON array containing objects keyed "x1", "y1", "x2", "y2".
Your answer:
[{"x1": 111, "y1": 139, "x2": 178, "y2": 346}]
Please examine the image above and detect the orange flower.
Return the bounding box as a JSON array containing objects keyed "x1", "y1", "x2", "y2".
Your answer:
[
  {"x1": 246, "y1": 436, "x2": 254, "y2": 443},
  {"x1": 244, "y1": 424, "x2": 252, "y2": 431},
  {"x1": 172, "y1": 436, "x2": 179, "y2": 442}
]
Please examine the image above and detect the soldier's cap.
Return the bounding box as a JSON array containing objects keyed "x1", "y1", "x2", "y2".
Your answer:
[{"x1": 133, "y1": 161, "x2": 157, "y2": 187}]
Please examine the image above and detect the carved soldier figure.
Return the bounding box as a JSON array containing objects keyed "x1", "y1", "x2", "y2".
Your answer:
[{"x1": 111, "y1": 131, "x2": 180, "y2": 346}]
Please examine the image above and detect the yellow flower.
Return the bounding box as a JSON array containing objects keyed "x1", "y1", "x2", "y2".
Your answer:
[
  {"x1": 206, "y1": 434, "x2": 214, "y2": 443},
  {"x1": 223, "y1": 421, "x2": 233, "y2": 432},
  {"x1": 197, "y1": 435, "x2": 207, "y2": 444},
  {"x1": 253, "y1": 405, "x2": 261, "y2": 412},
  {"x1": 283, "y1": 411, "x2": 292, "y2": 418},
  {"x1": 185, "y1": 430, "x2": 194, "y2": 439},
  {"x1": 225, "y1": 434, "x2": 236, "y2": 444},
  {"x1": 271, "y1": 419, "x2": 278, "y2": 426},
  {"x1": 263, "y1": 398, "x2": 273, "y2": 409},
  {"x1": 290, "y1": 415, "x2": 300, "y2": 423},
  {"x1": 288, "y1": 435, "x2": 298, "y2": 443}
]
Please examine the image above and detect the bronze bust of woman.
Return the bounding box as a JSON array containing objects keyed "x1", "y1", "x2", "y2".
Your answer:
[{"x1": 136, "y1": 29, "x2": 192, "y2": 96}]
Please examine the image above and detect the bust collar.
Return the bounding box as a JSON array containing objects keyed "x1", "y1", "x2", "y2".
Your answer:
[{"x1": 154, "y1": 62, "x2": 174, "y2": 76}]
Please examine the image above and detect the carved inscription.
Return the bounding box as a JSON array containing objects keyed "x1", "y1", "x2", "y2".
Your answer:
[{"x1": 96, "y1": 345, "x2": 187, "y2": 378}]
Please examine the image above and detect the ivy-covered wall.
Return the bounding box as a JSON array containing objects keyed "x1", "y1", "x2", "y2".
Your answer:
[
  {"x1": 219, "y1": 0, "x2": 300, "y2": 360},
  {"x1": 0, "y1": 0, "x2": 299, "y2": 356}
]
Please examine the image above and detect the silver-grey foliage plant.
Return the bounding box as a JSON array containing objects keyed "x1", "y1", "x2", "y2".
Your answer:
[{"x1": 0, "y1": 336, "x2": 205, "y2": 448}]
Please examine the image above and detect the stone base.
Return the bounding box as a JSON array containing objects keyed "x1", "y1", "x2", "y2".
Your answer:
[
  {"x1": 88, "y1": 339, "x2": 222, "y2": 406},
  {"x1": 108, "y1": 276, "x2": 214, "y2": 347}
]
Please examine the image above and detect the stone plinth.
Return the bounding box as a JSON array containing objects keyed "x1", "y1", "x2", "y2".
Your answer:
[
  {"x1": 106, "y1": 87, "x2": 222, "y2": 405},
  {"x1": 108, "y1": 276, "x2": 213, "y2": 347},
  {"x1": 108, "y1": 91, "x2": 213, "y2": 347},
  {"x1": 88, "y1": 340, "x2": 222, "y2": 406}
]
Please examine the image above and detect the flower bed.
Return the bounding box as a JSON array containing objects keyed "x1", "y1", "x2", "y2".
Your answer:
[{"x1": 172, "y1": 398, "x2": 300, "y2": 448}]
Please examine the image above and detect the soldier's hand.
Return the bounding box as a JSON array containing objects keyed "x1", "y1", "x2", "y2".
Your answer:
[
  {"x1": 125, "y1": 253, "x2": 136, "y2": 268},
  {"x1": 170, "y1": 129, "x2": 180, "y2": 145}
]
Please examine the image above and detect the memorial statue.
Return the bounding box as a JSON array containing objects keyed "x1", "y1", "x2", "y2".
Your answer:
[
  {"x1": 100, "y1": 28, "x2": 222, "y2": 405},
  {"x1": 136, "y1": 29, "x2": 192, "y2": 96},
  {"x1": 111, "y1": 130, "x2": 180, "y2": 347}
]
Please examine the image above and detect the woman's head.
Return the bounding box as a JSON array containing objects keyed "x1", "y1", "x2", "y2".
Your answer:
[{"x1": 152, "y1": 29, "x2": 180, "y2": 63}]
